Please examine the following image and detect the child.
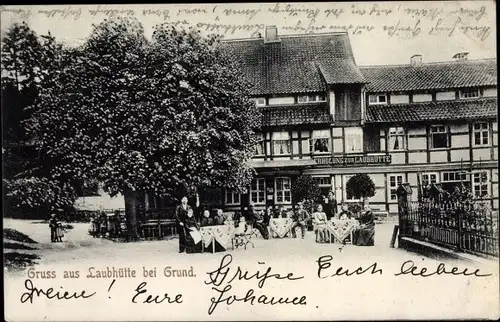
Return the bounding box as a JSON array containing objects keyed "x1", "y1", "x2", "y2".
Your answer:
[
  {"x1": 338, "y1": 204, "x2": 353, "y2": 220},
  {"x1": 214, "y1": 209, "x2": 225, "y2": 225},
  {"x1": 312, "y1": 204, "x2": 328, "y2": 243}
]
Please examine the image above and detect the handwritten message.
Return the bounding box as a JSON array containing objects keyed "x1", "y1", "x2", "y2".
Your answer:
[
  {"x1": 0, "y1": 2, "x2": 494, "y2": 43},
  {"x1": 18, "y1": 253, "x2": 492, "y2": 316}
]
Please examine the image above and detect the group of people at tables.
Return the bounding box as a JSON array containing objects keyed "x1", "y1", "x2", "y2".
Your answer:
[{"x1": 174, "y1": 191, "x2": 375, "y2": 254}]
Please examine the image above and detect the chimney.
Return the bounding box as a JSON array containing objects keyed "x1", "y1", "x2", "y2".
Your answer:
[
  {"x1": 410, "y1": 54, "x2": 422, "y2": 66},
  {"x1": 264, "y1": 25, "x2": 279, "y2": 43},
  {"x1": 453, "y1": 52, "x2": 469, "y2": 61}
]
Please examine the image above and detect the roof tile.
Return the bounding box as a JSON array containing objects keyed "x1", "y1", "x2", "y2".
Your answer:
[
  {"x1": 366, "y1": 98, "x2": 498, "y2": 123},
  {"x1": 259, "y1": 103, "x2": 333, "y2": 127},
  {"x1": 360, "y1": 59, "x2": 497, "y2": 92},
  {"x1": 222, "y1": 33, "x2": 365, "y2": 96}
]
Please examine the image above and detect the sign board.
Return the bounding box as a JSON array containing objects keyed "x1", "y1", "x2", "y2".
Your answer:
[{"x1": 314, "y1": 155, "x2": 392, "y2": 165}]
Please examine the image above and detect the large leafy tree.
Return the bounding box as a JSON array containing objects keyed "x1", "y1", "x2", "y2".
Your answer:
[
  {"x1": 2, "y1": 23, "x2": 76, "y2": 218},
  {"x1": 29, "y1": 18, "x2": 259, "y2": 239},
  {"x1": 291, "y1": 175, "x2": 321, "y2": 213}
]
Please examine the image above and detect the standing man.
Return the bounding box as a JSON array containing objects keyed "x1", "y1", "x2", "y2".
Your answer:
[
  {"x1": 322, "y1": 191, "x2": 338, "y2": 220},
  {"x1": 175, "y1": 196, "x2": 192, "y2": 253}
]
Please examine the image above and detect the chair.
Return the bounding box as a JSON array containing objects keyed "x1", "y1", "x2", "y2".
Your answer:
[{"x1": 232, "y1": 222, "x2": 255, "y2": 250}]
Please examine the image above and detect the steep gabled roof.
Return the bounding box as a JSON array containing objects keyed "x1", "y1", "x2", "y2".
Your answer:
[
  {"x1": 222, "y1": 33, "x2": 366, "y2": 96},
  {"x1": 360, "y1": 59, "x2": 497, "y2": 92},
  {"x1": 366, "y1": 97, "x2": 497, "y2": 123}
]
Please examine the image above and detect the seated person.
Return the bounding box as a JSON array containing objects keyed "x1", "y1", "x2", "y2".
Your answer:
[
  {"x1": 312, "y1": 204, "x2": 328, "y2": 243},
  {"x1": 291, "y1": 202, "x2": 309, "y2": 239},
  {"x1": 352, "y1": 207, "x2": 375, "y2": 246},
  {"x1": 246, "y1": 204, "x2": 270, "y2": 239},
  {"x1": 183, "y1": 209, "x2": 203, "y2": 253},
  {"x1": 263, "y1": 207, "x2": 272, "y2": 226},
  {"x1": 274, "y1": 205, "x2": 286, "y2": 218},
  {"x1": 214, "y1": 209, "x2": 225, "y2": 225},
  {"x1": 338, "y1": 204, "x2": 353, "y2": 220},
  {"x1": 200, "y1": 209, "x2": 214, "y2": 227}
]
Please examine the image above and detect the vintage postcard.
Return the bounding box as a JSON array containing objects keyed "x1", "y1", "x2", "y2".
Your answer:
[{"x1": 2, "y1": 1, "x2": 499, "y2": 321}]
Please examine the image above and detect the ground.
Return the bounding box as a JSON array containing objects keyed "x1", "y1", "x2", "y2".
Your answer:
[{"x1": 3, "y1": 218, "x2": 456, "y2": 274}]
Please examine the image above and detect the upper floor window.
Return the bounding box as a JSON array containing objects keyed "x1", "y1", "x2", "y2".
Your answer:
[
  {"x1": 430, "y1": 125, "x2": 448, "y2": 149},
  {"x1": 254, "y1": 97, "x2": 266, "y2": 106},
  {"x1": 368, "y1": 94, "x2": 387, "y2": 105},
  {"x1": 459, "y1": 88, "x2": 480, "y2": 99},
  {"x1": 310, "y1": 130, "x2": 330, "y2": 153},
  {"x1": 268, "y1": 96, "x2": 295, "y2": 105},
  {"x1": 254, "y1": 133, "x2": 265, "y2": 156},
  {"x1": 297, "y1": 94, "x2": 326, "y2": 103},
  {"x1": 388, "y1": 126, "x2": 406, "y2": 151},
  {"x1": 473, "y1": 123, "x2": 489, "y2": 146},
  {"x1": 345, "y1": 127, "x2": 363, "y2": 153},
  {"x1": 250, "y1": 178, "x2": 266, "y2": 204},
  {"x1": 272, "y1": 131, "x2": 290, "y2": 155}
]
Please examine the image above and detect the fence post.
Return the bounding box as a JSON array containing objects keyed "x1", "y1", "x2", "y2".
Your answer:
[
  {"x1": 397, "y1": 184, "x2": 413, "y2": 237},
  {"x1": 457, "y1": 204, "x2": 463, "y2": 251}
]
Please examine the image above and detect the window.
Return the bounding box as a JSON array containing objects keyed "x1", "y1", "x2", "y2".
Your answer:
[
  {"x1": 388, "y1": 126, "x2": 406, "y2": 151},
  {"x1": 251, "y1": 178, "x2": 266, "y2": 204},
  {"x1": 310, "y1": 130, "x2": 330, "y2": 153},
  {"x1": 472, "y1": 172, "x2": 488, "y2": 198},
  {"x1": 314, "y1": 176, "x2": 332, "y2": 197},
  {"x1": 254, "y1": 97, "x2": 266, "y2": 106},
  {"x1": 254, "y1": 134, "x2": 265, "y2": 156},
  {"x1": 421, "y1": 172, "x2": 439, "y2": 187},
  {"x1": 275, "y1": 177, "x2": 291, "y2": 203},
  {"x1": 298, "y1": 94, "x2": 326, "y2": 103},
  {"x1": 272, "y1": 132, "x2": 290, "y2": 155},
  {"x1": 441, "y1": 171, "x2": 470, "y2": 194},
  {"x1": 368, "y1": 94, "x2": 387, "y2": 105},
  {"x1": 225, "y1": 190, "x2": 240, "y2": 205},
  {"x1": 430, "y1": 125, "x2": 448, "y2": 149},
  {"x1": 345, "y1": 127, "x2": 363, "y2": 153},
  {"x1": 459, "y1": 88, "x2": 480, "y2": 99},
  {"x1": 473, "y1": 123, "x2": 489, "y2": 146},
  {"x1": 389, "y1": 175, "x2": 403, "y2": 201}
]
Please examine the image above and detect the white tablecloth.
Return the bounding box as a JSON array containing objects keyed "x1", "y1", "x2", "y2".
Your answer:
[
  {"x1": 200, "y1": 225, "x2": 235, "y2": 249},
  {"x1": 269, "y1": 218, "x2": 295, "y2": 238},
  {"x1": 325, "y1": 219, "x2": 359, "y2": 242}
]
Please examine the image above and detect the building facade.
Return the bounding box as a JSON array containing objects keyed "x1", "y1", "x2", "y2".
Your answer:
[{"x1": 221, "y1": 26, "x2": 498, "y2": 215}]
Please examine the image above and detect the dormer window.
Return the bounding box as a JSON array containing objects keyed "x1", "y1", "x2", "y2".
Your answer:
[
  {"x1": 254, "y1": 97, "x2": 266, "y2": 106},
  {"x1": 368, "y1": 94, "x2": 387, "y2": 105},
  {"x1": 459, "y1": 88, "x2": 480, "y2": 99},
  {"x1": 297, "y1": 94, "x2": 326, "y2": 103}
]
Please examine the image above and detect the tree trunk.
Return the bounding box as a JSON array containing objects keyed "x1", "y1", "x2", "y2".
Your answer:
[{"x1": 124, "y1": 188, "x2": 139, "y2": 241}]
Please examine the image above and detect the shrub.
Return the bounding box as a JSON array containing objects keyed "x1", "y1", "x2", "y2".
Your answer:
[{"x1": 346, "y1": 174, "x2": 375, "y2": 204}]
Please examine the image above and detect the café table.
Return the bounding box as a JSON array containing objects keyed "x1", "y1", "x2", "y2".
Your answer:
[
  {"x1": 200, "y1": 225, "x2": 235, "y2": 253},
  {"x1": 325, "y1": 219, "x2": 360, "y2": 244},
  {"x1": 269, "y1": 218, "x2": 295, "y2": 238}
]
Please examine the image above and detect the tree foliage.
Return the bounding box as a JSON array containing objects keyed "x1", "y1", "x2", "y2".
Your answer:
[
  {"x1": 29, "y1": 18, "x2": 259, "y2": 198},
  {"x1": 291, "y1": 175, "x2": 321, "y2": 204},
  {"x1": 26, "y1": 18, "x2": 260, "y2": 236},
  {"x1": 2, "y1": 22, "x2": 75, "y2": 218},
  {"x1": 346, "y1": 173, "x2": 375, "y2": 201}
]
